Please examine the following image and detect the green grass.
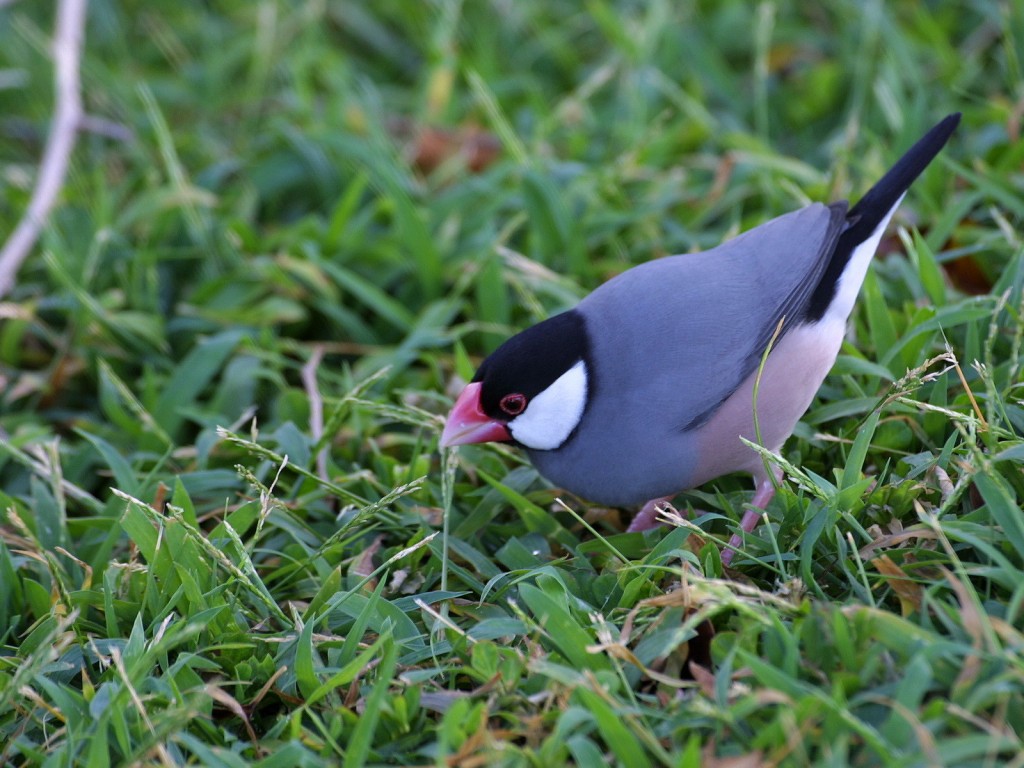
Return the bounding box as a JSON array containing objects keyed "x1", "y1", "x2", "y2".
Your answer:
[{"x1": 2, "y1": 0, "x2": 1023, "y2": 765}]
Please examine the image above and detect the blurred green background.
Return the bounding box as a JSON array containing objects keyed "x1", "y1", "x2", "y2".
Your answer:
[{"x1": 1, "y1": 1, "x2": 1022, "y2": 765}]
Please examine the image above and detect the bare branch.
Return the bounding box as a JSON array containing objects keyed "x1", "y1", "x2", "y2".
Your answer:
[
  {"x1": 0, "y1": 0, "x2": 88, "y2": 298},
  {"x1": 301, "y1": 345, "x2": 329, "y2": 484}
]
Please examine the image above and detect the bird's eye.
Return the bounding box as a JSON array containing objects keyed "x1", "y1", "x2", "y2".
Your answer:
[{"x1": 499, "y1": 393, "x2": 527, "y2": 416}]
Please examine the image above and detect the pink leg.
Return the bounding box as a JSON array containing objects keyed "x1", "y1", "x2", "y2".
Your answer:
[
  {"x1": 721, "y1": 466, "x2": 783, "y2": 566},
  {"x1": 628, "y1": 496, "x2": 673, "y2": 532}
]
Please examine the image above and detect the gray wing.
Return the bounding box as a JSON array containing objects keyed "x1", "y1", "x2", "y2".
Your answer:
[{"x1": 578, "y1": 201, "x2": 848, "y2": 433}]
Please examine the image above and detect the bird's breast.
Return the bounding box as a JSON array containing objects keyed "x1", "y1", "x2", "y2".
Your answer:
[{"x1": 691, "y1": 318, "x2": 846, "y2": 484}]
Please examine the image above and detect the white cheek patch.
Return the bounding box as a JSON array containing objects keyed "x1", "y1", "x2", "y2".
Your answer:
[{"x1": 509, "y1": 360, "x2": 588, "y2": 451}]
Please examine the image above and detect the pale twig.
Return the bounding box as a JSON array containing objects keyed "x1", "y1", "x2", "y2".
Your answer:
[
  {"x1": 0, "y1": 0, "x2": 88, "y2": 298},
  {"x1": 301, "y1": 345, "x2": 328, "y2": 483}
]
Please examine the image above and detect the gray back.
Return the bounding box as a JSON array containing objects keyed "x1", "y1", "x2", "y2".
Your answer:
[{"x1": 529, "y1": 202, "x2": 846, "y2": 505}]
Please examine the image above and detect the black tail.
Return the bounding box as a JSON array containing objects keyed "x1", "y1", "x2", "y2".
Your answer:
[
  {"x1": 847, "y1": 112, "x2": 961, "y2": 224},
  {"x1": 805, "y1": 113, "x2": 960, "y2": 321}
]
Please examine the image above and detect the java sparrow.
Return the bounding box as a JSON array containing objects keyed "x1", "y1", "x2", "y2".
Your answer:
[{"x1": 441, "y1": 114, "x2": 960, "y2": 564}]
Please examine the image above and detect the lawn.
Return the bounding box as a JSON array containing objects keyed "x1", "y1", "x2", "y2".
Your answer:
[{"x1": 1, "y1": 1, "x2": 1023, "y2": 765}]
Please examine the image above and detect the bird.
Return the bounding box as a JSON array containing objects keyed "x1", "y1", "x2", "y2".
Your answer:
[{"x1": 441, "y1": 113, "x2": 960, "y2": 565}]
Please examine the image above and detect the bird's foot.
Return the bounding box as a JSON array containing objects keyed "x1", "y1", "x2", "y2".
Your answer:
[
  {"x1": 627, "y1": 496, "x2": 678, "y2": 532},
  {"x1": 721, "y1": 466, "x2": 783, "y2": 566}
]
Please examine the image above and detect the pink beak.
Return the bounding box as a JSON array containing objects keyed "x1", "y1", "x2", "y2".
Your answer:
[{"x1": 440, "y1": 382, "x2": 511, "y2": 447}]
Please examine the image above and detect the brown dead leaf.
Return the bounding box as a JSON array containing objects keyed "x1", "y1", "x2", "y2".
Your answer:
[
  {"x1": 871, "y1": 555, "x2": 923, "y2": 615},
  {"x1": 708, "y1": 153, "x2": 735, "y2": 205},
  {"x1": 445, "y1": 703, "x2": 491, "y2": 767},
  {"x1": 351, "y1": 535, "x2": 383, "y2": 581},
  {"x1": 859, "y1": 527, "x2": 938, "y2": 559},
  {"x1": 943, "y1": 567, "x2": 984, "y2": 645},
  {"x1": 152, "y1": 482, "x2": 168, "y2": 514},
  {"x1": 944, "y1": 254, "x2": 993, "y2": 295},
  {"x1": 205, "y1": 684, "x2": 259, "y2": 746},
  {"x1": 391, "y1": 117, "x2": 502, "y2": 175},
  {"x1": 702, "y1": 742, "x2": 767, "y2": 768},
  {"x1": 689, "y1": 661, "x2": 716, "y2": 698},
  {"x1": 412, "y1": 505, "x2": 444, "y2": 526},
  {"x1": 943, "y1": 567, "x2": 985, "y2": 692},
  {"x1": 40, "y1": 352, "x2": 87, "y2": 408}
]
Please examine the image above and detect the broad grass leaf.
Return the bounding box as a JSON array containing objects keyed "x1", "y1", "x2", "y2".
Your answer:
[
  {"x1": 343, "y1": 631, "x2": 398, "y2": 768},
  {"x1": 29, "y1": 475, "x2": 66, "y2": 550},
  {"x1": 841, "y1": 407, "x2": 880, "y2": 491},
  {"x1": 294, "y1": 614, "x2": 320, "y2": 701},
  {"x1": 328, "y1": 590, "x2": 422, "y2": 650},
  {"x1": 909, "y1": 229, "x2": 946, "y2": 306},
  {"x1": 75, "y1": 428, "x2": 139, "y2": 496},
  {"x1": 467, "y1": 617, "x2": 526, "y2": 642},
  {"x1": 517, "y1": 583, "x2": 611, "y2": 672},
  {"x1": 974, "y1": 468, "x2": 1024, "y2": 561},
  {"x1": 862, "y1": 269, "x2": 898, "y2": 362},
  {"x1": 306, "y1": 632, "x2": 390, "y2": 708},
  {"x1": 120, "y1": 499, "x2": 158, "y2": 562},
  {"x1": 574, "y1": 687, "x2": 651, "y2": 768},
  {"x1": 476, "y1": 468, "x2": 560, "y2": 538},
  {"x1": 153, "y1": 329, "x2": 246, "y2": 438},
  {"x1": 318, "y1": 260, "x2": 415, "y2": 333}
]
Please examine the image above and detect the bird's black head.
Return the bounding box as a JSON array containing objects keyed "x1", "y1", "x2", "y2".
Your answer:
[{"x1": 443, "y1": 310, "x2": 591, "y2": 452}]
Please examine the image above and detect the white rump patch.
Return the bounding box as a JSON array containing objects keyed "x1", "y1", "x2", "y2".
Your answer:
[
  {"x1": 826, "y1": 192, "x2": 906, "y2": 322},
  {"x1": 509, "y1": 360, "x2": 588, "y2": 451}
]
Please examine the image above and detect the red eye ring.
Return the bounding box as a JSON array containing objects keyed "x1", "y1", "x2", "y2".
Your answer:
[{"x1": 499, "y1": 393, "x2": 527, "y2": 416}]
